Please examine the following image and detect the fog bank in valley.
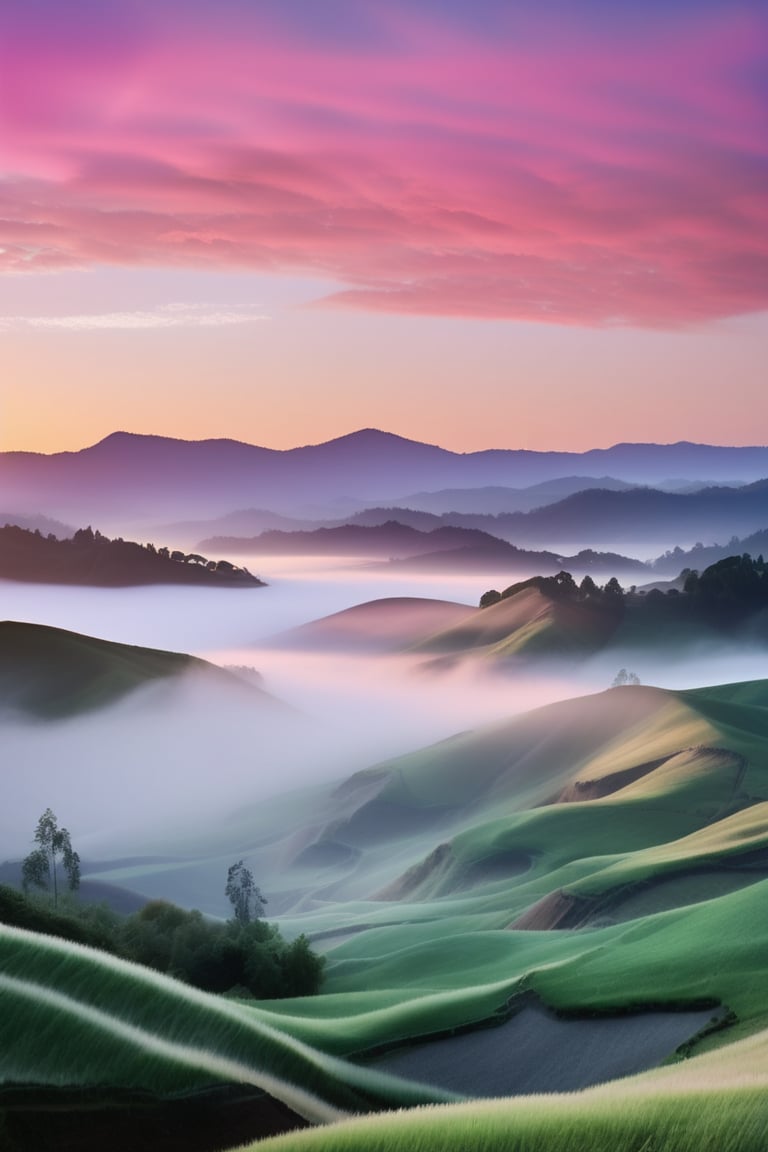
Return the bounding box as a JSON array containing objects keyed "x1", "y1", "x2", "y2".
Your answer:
[{"x1": 4, "y1": 553, "x2": 768, "y2": 866}]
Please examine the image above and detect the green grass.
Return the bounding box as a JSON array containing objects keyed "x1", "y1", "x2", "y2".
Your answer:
[
  {"x1": 78, "y1": 682, "x2": 768, "y2": 1056},
  {"x1": 83, "y1": 683, "x2": 729, "y2": 912},
  {"x1": 246, "y1": 1092, "x2": 768, "y2": 1147},
  {"x1": 244, "y1": 1021, "x2": 768, "y2": 1151},
  {"x1": 412, "y1": 586, "x2": 620, "y2": 661},
  {"x1": 567, "y1": 802, "x2": 768, "y2": 897},
  {"x1": 12, "y1": 675, "x2": 768, "y2": 1149},
  {"x1": 0, "y1": 620, "x2": 240, "y2": 717},
  {"x1": 243, "y1": 1085, "x2": 768, "y2": 1152},
  {"x1": 243, "y1": 1017, "x2": 768, "y2": 1150},
  {"x1": 218, "y1": 680, "x2": 768, "y2": 1071},
  {"x1": 0, "y1": 925, "x2": 456, "y2": 1119},
  {"x1": 6, "y1": 676, "x2": 768, "y2": 1152},
  {"x1": 241, "y1": 877, "x2": 768, "y2": 1067}
]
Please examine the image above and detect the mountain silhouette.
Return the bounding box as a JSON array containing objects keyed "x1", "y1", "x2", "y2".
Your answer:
[{"x1": 3, "y1": 430, "x2": 768, "y2": 526}]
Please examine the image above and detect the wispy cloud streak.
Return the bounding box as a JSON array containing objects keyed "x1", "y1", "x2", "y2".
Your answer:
[
  {"x1": 0, "y1": 303, "x2": 269, "y2": 332},
  {"x1": 1, "y1": 1, "x2": 766, "y2": 326}
]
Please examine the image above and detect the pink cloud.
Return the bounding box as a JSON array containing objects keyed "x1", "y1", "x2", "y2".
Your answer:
[{"x1": 1, "y1": 2, "x2": 766, "y2": 325}]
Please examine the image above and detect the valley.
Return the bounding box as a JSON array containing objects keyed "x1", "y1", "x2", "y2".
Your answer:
[
  {"x1": 4, "y1": 4, "x2": 766, "y2": 1146},
  {"x1": 4, "y1": 455, "x2": 768, "y2": 1150}
]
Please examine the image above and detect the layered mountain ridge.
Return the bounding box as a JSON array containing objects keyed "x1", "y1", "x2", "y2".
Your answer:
[{"x1": 4, "y1": 430, "x2": 768, "y2": 525}]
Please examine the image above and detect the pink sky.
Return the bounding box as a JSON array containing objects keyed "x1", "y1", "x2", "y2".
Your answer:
[{"x1": 1, "y1": 1, "x2": 766, "y2": 453}]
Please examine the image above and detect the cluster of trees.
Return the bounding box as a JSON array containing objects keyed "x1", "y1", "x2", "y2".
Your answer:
[
  {"x1": 680, "y1": 554, "x2": 768, "y2": 603},
  {"x1": 0, "y1": 524, "x2": 263, "y2": 586},
  {"x1": 651, "y1": 536, "x2": 768, "y2": 573},
  {"x1": 120, "y1": 900, "x2": 323, "y2": 998},
  {"x1": 480, "y1": 570, "x2": 625, "y2": 609},
  {"x1": 612, "y1": 668, "x2": 641, "y2": 687},
  {"x1": 629, "y1": 555, "x2": 768, "y2": 629},
  {"x1": 73, "y1": 525, "x2": 254, "y2": 577},
  {"x1": 481, "y1": 555, "x2": 768, "y2": 631},
  {"x1": 16, "y1": 811, "x2": 324, "y2": 999}
]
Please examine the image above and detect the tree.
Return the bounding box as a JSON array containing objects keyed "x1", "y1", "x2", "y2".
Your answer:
[
  {"x1": 226, "y1": 860, "x2": 266, "y2": 925},
  {"x1": 579, "y1": 574, "x2": 598, "y2": 599},
  {"x1": 612, "y1": 669, "x2": 640, "y2": 687},
  {"x1": 683, "y1": 570, "x2": 700, "y2": 594},
  {"x1": 22, "y1": 808, "x2": 80, "y2": 908},
  {"x1": 280, "y1": 934, "x2": 325, "y2": 996},
  {"x1": 552, "y1": 570, "x2": 577, "y2": 597}
]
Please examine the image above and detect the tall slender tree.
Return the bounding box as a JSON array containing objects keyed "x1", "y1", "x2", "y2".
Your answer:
[
  {"x1": 225, "y1": 860, "x2": 267, "y2": 924},
  {"x1": 22, "y1": 808, "x2": 80, "y2": 908}
]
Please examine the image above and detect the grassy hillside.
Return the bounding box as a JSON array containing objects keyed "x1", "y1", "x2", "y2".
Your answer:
[
  {"x1": 341, "y1": 561, "x2": 768, "y2": 665},
  {"x1": 269, "y1": 583, "x2": 628, "y2": 662},
  {"x1": 85, "y1": 678, "x2": 768, "y2": 924},
  {"x1": 9, "y1": 675, "x2": 768, "y2": 1149},
  {"x1": 84, "y1": 680, "x2": 768, "y2": 1052},
  {"x1": 412, "y1": 586, "x2": 557, "y2": 654},
  {"x1": 253, "y1": 679, "x2": 768, "y2": 1071},
  {"x1": 234, "y1": 671, "x2": 768, "y2": 1151},
  {"x1": 270, "y1": 597, "x2": 473, "y2": 652},
  {"x1": 0, "y1": 620, "x2": 273, "y2": 717},
  {"x1": 0, "y1": 925, "x2": 455, "y2": 1113},
  {"x1": 262, "y1": 559, "x2": 768, "y2": 680},
  {"x1": 246, "y1": 1028, "x2": 768, "y2": 1151}
]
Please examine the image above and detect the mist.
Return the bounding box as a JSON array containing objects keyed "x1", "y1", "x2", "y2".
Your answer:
[
  {"x1": 4, "y1": 552, "x2": 768, "y2": 877},
  {"x1": 582, "y1": 637, "x2": 768, "y2": 694},
  {"x1": 0, "y1": 558, "x2": 487, "y2": 651}
]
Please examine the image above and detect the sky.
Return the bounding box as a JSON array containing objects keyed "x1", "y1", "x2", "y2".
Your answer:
[{"x1": 1, "y1": 0, "x2": 767, "y2": 454}]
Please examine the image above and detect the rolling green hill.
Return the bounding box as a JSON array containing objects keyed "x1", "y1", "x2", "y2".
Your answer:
[
  {"x1": 275, "y1": 559, "x2": 768, "y2": 668},
  {"x1": 268, "y1": 584, "x2": 619, "y2": 661},
  {"x1": 0, "y1": 923, "x2": 455, "y2": 1147},
  {"x1": 7, "y1": 675, "x2": 768, "y2": 1150},
  {"x1": 229, "y1": 676, "x2": 768, "y2": 1152},
  {"x1": 87, "y1": 679, "x2": 768, "y2": 1048},
  {"x1": 0, "y1": 620, "x2": 275, "y2": 718},
  {"x1": 246, "y1": 1026, "x2": 768, "y2": 1152}
]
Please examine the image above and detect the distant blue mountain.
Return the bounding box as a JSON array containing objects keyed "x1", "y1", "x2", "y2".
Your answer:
[{"x1": 2, "y1": 429, "x2": 767, "y2": 525}]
